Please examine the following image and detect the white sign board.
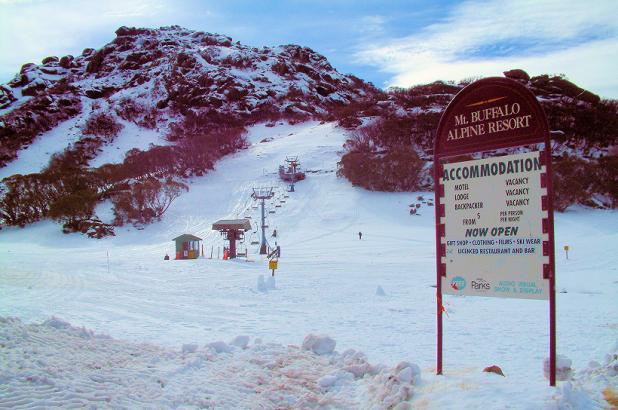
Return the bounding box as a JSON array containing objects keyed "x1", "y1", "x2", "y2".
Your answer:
[{"x1": 441, "y1": 151, "x2": 548, "y2": 299}]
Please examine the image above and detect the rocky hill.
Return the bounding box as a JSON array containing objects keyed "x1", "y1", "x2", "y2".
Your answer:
[
  {"x1": 0, "y1": 25, "x2": 377, "y2": 167},
  {"x1": 0, "y1": 26, "x2": 616, "y2": 237}
]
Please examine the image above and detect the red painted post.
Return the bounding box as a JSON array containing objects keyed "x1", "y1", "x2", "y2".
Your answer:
[
  {"x1": 544, "y1": 145, "x2": 557, "y2": 386},
  {"x1": 434, "y1": 160, "x2": 443, "y2": 375},
  {"x1": 229, "y1": 229, "x2": 237, "y2": 259}
]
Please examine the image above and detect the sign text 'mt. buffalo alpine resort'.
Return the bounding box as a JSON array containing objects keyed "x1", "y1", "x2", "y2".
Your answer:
[{"x1": 446, "y1": 102, "x2": 533, "y2": 141}]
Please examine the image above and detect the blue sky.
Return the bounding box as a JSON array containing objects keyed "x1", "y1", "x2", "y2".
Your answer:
[{"x1": 1, "y1": 0, "x2": 617, "y2": 98}]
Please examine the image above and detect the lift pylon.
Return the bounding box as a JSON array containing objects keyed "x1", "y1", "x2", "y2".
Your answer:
[{"x1": 251, "y1": 187, "x2": 274, "y2": 254}]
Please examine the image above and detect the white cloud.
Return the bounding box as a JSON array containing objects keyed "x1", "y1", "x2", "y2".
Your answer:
[
  {"x1": 356, "y1": 15, "x2": 388, "y2": 36},
  {"x1": 355, "y1": 0, "x2": 618, "y2": 98}
]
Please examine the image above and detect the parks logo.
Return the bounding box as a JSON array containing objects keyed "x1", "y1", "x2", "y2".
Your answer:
[
  {"x1": 471, "y1": 278, "x2": 490, "y2": 292},
  {"x1": 450, "y1": 276, "x2": 466, "y2": 291}
]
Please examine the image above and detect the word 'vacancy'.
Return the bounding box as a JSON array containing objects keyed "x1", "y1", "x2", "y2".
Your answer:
[{"x1": 447, "y1": 103, "x2": 532, "y2": 141}]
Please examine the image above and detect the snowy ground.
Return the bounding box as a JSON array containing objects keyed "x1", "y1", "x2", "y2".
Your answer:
[{"x1": 0, "y1": 121, "x2": 616, "y2": 408}]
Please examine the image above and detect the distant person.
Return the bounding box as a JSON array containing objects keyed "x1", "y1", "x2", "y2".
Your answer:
[
  {"x1": 358, "y1": 231, "x2": 362, "y2": 240},
  {"x1": 272, "y1": 229, "x2": 277, "y2": 237},
  {"x1": 164, "y1": 253, "x2": 170, "y2": 260}
]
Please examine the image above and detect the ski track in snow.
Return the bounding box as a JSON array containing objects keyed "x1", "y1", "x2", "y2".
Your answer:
[{"x1": 0, "y1": 121, "x2": 617, "y2": 409}]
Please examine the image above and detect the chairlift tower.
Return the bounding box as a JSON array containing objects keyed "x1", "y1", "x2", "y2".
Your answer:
[
  {"x1": 285, "y1": 156, "x2": 299, "y2": 192},
  {"x1": 252, "y1": 187, "x2": 274, "y2": 254}
]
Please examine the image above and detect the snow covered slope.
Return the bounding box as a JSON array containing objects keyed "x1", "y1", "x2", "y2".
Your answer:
[{"x1": 0, "y1": 121, "x2": 616, "y2": 408}]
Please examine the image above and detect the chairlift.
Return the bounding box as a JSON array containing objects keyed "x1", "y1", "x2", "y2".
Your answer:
[
  {"x1": 275, "y1": 205, "x2": 282, "y2": 208},
  {"x1": 269, "y1": 210, "x2": 275, "y2": 214}
]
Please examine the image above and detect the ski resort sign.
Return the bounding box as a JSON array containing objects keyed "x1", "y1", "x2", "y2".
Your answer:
[
  {"x1": 442, "y1": 151, "x2": 547, "y2": 299},
  {"x1": 433, "y1": 77, "x2": 557, "y2": 385}
]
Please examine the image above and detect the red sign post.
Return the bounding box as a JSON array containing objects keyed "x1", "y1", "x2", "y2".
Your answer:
[{"x1": 434, "y1": 77, "x2": 557, "y2": 385}]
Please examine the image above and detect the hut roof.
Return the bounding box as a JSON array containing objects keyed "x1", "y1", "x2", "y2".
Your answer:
[
  {"x1": 212, "y1": 219, "x2": 252, "y2": 231},
  {"x1": 172, "y1": 234, "x2": 202, "y2": 242}
]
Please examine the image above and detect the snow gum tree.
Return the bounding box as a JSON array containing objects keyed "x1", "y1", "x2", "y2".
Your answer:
[{"x1": 112, "y1": 177, "x2": 188, "y2": 226}]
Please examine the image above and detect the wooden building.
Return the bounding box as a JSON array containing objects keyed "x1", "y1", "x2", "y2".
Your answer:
[{"x1": 173, "y1": 234, "x2": 202, "y2": 259}]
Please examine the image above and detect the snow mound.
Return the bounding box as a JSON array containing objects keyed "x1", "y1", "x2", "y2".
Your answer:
[
  {"x1": 554, "y1": 342, "x2": 618, "y2": 409},
  {"x1": 0, "y1": 316, "x2": 423, "y2": 409},
  {"x1": 257, "y1": 275, "x2": 268, "y2": 292},
  {"x1": 207, "y1": 340, "x2": 233, "y2": 354},
  {"x1": 266, "y1": 275, "x2": 276, "y2": 290},
  {"x1": 181, "y1": 343, "x2": 198, "y2": 354},
  {"x1": 333, "y1": 349, "x2": 380, "y2": 378},
  {"x1": 230, "y1": 335, "x2": 250, "y2": 349},
  {"x1": 43, "y1": 316, "x2": 108, "y2": 339},
  {"x1": 302, "y1": 334, "x2": 336, "y2": 355},
  {"x1": 544, "y1": 354, "x2": 573, "y2": 381},
  {"x1": 317, "y1": 369, "x2": 354, "y2": 388},
  {"x1": 365, "y1": 361, "x2": 421, "y2": 409}
]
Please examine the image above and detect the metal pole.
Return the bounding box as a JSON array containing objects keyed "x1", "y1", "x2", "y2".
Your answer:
[
  {"x1": 252, "y1": 187, "x2": 273, "y2": 255},
  {"x1": 260, "y1": 198, "x2": 267, "y2": 254}
]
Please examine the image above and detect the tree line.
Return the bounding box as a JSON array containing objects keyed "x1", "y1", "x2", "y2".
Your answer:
[{"x1": 0, "y1": 110, "x2": 248, "y2": 237}]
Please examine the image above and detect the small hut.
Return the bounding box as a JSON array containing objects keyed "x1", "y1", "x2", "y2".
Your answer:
[{"x1": 173, "y1": 234, "x2": 202, "y2": 259}]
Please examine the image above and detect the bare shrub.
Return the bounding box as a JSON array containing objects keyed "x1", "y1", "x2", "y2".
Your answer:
[
  {"x1": 115, "y1": 98, "x2": 142, "y2": 122},
  {"x1": 338, "y1": 147, "x2": 424, "y2": 191},
  {"x1": 593, "y1": 155, "x2": 618, "y2": 207},
  {"x1": 112, "y1": 177, "x2": 188, "y2": 226},
  {"x1": 82, "y1": 112, "x2": 123, "y2": 140},
  {"x1": 552, "y1": 155, "x2": 595, "y2": 211},
  {"x1": 115, "y1": 98, "x2": 159, "y2": 129}
]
